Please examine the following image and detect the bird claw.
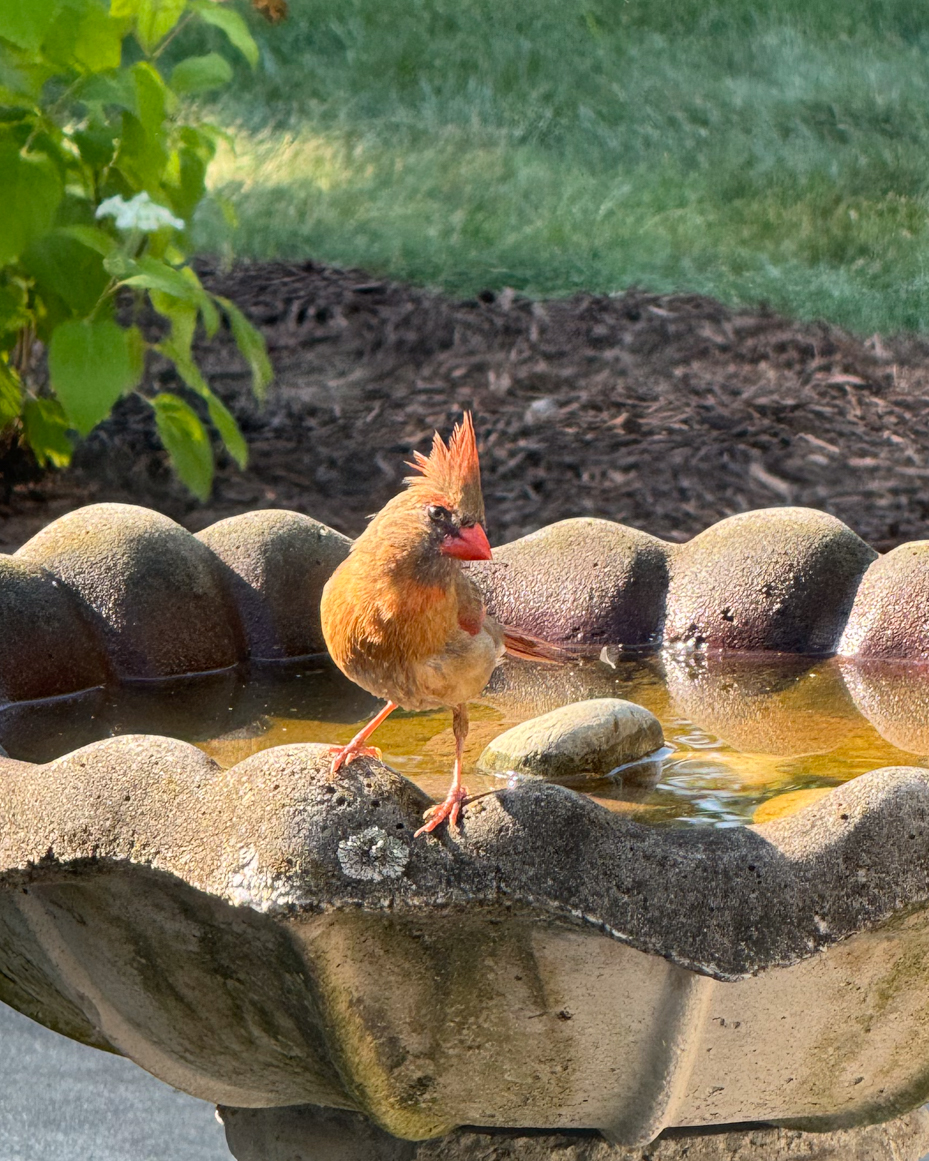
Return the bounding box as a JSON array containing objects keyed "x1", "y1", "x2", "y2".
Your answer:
[
  {"x1": 414, "y1": 785, "x2": 469, "y2": 837},
  {"x1": 328, "y1": 742, "x2": 382, "y2": 777}
]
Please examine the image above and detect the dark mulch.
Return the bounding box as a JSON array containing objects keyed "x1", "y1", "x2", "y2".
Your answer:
[{"x1": 3, "y1": 259, "x2": 929, "y2": 553}]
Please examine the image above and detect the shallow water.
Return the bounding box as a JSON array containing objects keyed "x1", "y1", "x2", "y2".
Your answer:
[{"x1": 3, "y1": 651, "x2": 929, "y2": 827}]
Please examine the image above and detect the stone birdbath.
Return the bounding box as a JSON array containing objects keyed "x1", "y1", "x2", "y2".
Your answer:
[{"x1": 4, "y1": 503, "x2": 929, "y2": 1160}]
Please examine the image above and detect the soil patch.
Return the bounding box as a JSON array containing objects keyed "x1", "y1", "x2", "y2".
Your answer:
[{"x1": 3, "y1": 259, "x2": 929, "y2": 552}]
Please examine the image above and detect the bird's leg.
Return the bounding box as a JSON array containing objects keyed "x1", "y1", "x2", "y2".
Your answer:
[
  {"x1": 329, "y1": 701, "x2": 398, "y2": 777},
  {"x1": 415, "y1": 703, "x2": 470, "y2": 836}
]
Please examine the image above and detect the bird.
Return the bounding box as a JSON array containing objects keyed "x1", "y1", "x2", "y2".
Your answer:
[{"x1": 320, "y1": 413, "x2": 559, "y2": 836}]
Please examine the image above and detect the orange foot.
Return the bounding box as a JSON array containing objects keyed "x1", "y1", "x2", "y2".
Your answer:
[
  {"x1": 328, "y1": 742, "x2": 382, "y2": 777},
  {"x1": 414, "y1": 785, "x2": 469, "y2": 837}
]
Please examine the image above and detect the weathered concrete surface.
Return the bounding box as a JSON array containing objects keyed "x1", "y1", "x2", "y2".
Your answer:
[
  {"x1": 469, "y1": 518, "x2": 672, "y2": 650},
  {"x1": 839, "y1": 540, "x2": 929, "y2": 661},
  {"x1": 16, "y1": 504, "x2": 241, "y2": 679},
  {"x1": 476, "y1": 698, "x2": 663, "y2": 783},
  {"x1": 5, "y1": 740, "x2": 929, "y2": 1141},
  {"x1": 221, "y1": 1104, "x2": 929, "y2": 1161},
  {"x1": 5, "y1": 738, "x2": 929, "y2": 981},
  {"x1": 0, "y1": 557, "x2": 108, "y2": 704},
  {"x1": 197, "y1": 510, "x2": 350, "y2": 659},
  {"x1": 4, "y1": 501, "x2": 929, "y2": 713},
  {"x1": 665, "y1": 508, "x2": 875, "y2": 654}
]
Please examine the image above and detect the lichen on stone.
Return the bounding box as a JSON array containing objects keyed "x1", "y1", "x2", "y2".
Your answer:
[{"x1": 337, "y1": 827, "x2": 410, "y2": 881}]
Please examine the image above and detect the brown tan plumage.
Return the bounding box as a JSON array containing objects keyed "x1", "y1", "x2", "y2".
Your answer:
[{"x1": 320, "y1": 413, "x2": 558, "y2": 835}]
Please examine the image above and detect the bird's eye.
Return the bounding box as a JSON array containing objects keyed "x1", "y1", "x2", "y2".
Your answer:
[{"x1": 428, "y1": 505, "x2": 451, "y2": 523}]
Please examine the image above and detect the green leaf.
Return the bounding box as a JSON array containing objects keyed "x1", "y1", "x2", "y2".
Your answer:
[
  {"x1": 126, "y1": 322, "x2": 146, "y2": 380},
  {"x1": 0, "y1": 143, "x2": 62, "y2": 264},
  {"x1": 0, "y1": 279, "x2": 31, "y2": 342},
  {"x1": 191, "y1": 0, "x2": 258, "y2": 67},
  {"x1": 204, "y1": 389, "x2": 246, "y2": 468},
  {"x1": 171, "y1": 143, "x2": 207, "y2": 218},
  {"x1": 48, "y1": 317, "x2": 141, "y2": 435},
  {"x1": 103, "y1": 249, "x2": 134, "y2": 278},
  {"x1": 115, "y1": 61, "x2": 169, "y2": 188},
  {"x1": 75, "y1": 70, "x2": 138, "y2": 115},
  {"x1": 21, "y1": 396, "x2": 73, "y2": 468},
  {"x1": 169, "y1": 52, "x2": 232, "y2": 96},
  {"x1": 112, "y1": 0, "x2": 186, "y2": 55},
  {"x1": 0, "y1": 0, "x2": 60, "y2": 52},
  {"x1": 22, "y1": 229, "x2": 111, "y2": 318},
  {"x1": 56, "y1": 224, "x2": 117, "y2": 255},
  {"x1": 215, "y1": 295, "x2": 271, "y2": 400},
  {"x1": 119, "y1": 255, "x2": 204, "y2": 302},
  {"x1": 150, "y1": 288, "x2": 196, "y2": 351},
  {"x1": 72, "y1": 123, "x2": 119, "y2": 169},
  {"x1": 199, "y1": 290, "x2": 219, "y2": 338},
  {"x1": 158, "y1": 334, "x2": 207, "y2": 389},
  {"x1": 73, "y1": 4, "x2": 125, "y2": 71},
  {"x1": 0, "y1": 362, "x2": 22, "y2": 429},
  {"x1": 158, "y1": 329, "x2": 246, "y2": 469},
  {"x1": 150, "y1": 391, "x2": 213, "y2": 499},
  {"x1": 44, "y1": 1, "x2": 124, "y2": 72},
  {"x1": 132, "y1": 61, "x2": 171, "y2": 131}
]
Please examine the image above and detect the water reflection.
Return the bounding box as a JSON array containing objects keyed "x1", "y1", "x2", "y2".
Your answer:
[
  {"x1": 839, "y1": 659, "x2": 929, "y2": 756},
  {"x1": 663, "y1": 652, "x2": 860, "y2": 757},
  {"x1": 3, "y1": 650, "x2": 929, "y2": 827}
]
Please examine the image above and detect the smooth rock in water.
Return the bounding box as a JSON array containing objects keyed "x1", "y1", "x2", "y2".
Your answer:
[
  {"x1": 197, "y1": 510, "x2": 350, "y2": 659},
  {"x1": 476, "y1": 698, "x2": 663, "y2": 783},
  {"x1": 839, "y1": 540, "x2": 929, "y2": 661},
  {"x1": 0, "y1": 557, "x2": 108, "y2": 704},
  {"x1": 16, "y1": 503, "x2": 241, "y2": 679},
  {"x1": 665, "y1": 507, "x2": 875, "y2": 654},
  {"x1": 469, "y1": 518, "x2": 672, "y2": 650}
]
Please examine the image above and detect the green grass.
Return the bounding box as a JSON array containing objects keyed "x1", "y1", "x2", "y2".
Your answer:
[{"x1": 188, "y1": 0, "x2": 929, "y2": 333}]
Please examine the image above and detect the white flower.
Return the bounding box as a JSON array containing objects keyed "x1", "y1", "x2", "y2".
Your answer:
[{"x1": 96, "y1": 192, "x2": 185, "y2": 232}]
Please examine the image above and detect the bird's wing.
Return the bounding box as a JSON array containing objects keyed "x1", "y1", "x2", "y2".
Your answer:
[{"x1": 498, "y1": 624, "x2": 577, "y2": 664}]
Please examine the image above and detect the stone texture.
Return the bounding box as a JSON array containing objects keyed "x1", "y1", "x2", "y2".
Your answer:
[
  {"x1": 839, "y1": 540, "x2": 929, "y2": 661},
  {"x1": 469, "y1": 518, "x2": 672, "y2": 650},
  {"x1": 16, "y1": 503, "x2": 242, "y2": 679},
  {"x1": 6, "y1": 740, "x2": 929, "y2": 1141},
  {"x1": 197, "y1": 509, "x2": 350, "y2": 660},
  {"x1": 221, "y1": 1104, "x2": 929, "y2": 1161},
  {"x1": 664, "y1": 508, "x2": 875, "y2": 654},
  {"x1": 476, "y1": 698, "x2": 663, "y2": 783},
  {"x1": 2, "y1": 503, "x2": 921, "y2": 714},
  {"x1": 0, "y1": 556, "x2": 108, "y2": 704}
]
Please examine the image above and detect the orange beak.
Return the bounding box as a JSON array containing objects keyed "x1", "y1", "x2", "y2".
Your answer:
[{"x1": 441, "y1": 523, "x2": 492, "y2": 561}]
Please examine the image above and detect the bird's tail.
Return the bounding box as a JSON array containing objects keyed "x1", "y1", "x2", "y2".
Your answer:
[{"x1": 501, "y1": 625, "x2": 577, "y2": 664}]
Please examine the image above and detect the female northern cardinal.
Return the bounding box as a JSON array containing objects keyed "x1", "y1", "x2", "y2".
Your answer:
[{"x1": 321, "y1": 413, "x2": 552, "y2": 836}]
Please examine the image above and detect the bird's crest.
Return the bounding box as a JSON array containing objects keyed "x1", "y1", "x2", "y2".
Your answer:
[{"x1": 405, "y1": 412, "x2": 485, "y2": 522}]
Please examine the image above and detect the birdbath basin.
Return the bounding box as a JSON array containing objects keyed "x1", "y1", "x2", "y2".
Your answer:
[{"x1": 4, "y1": 503, "x2": 929, "y2": 1160}]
